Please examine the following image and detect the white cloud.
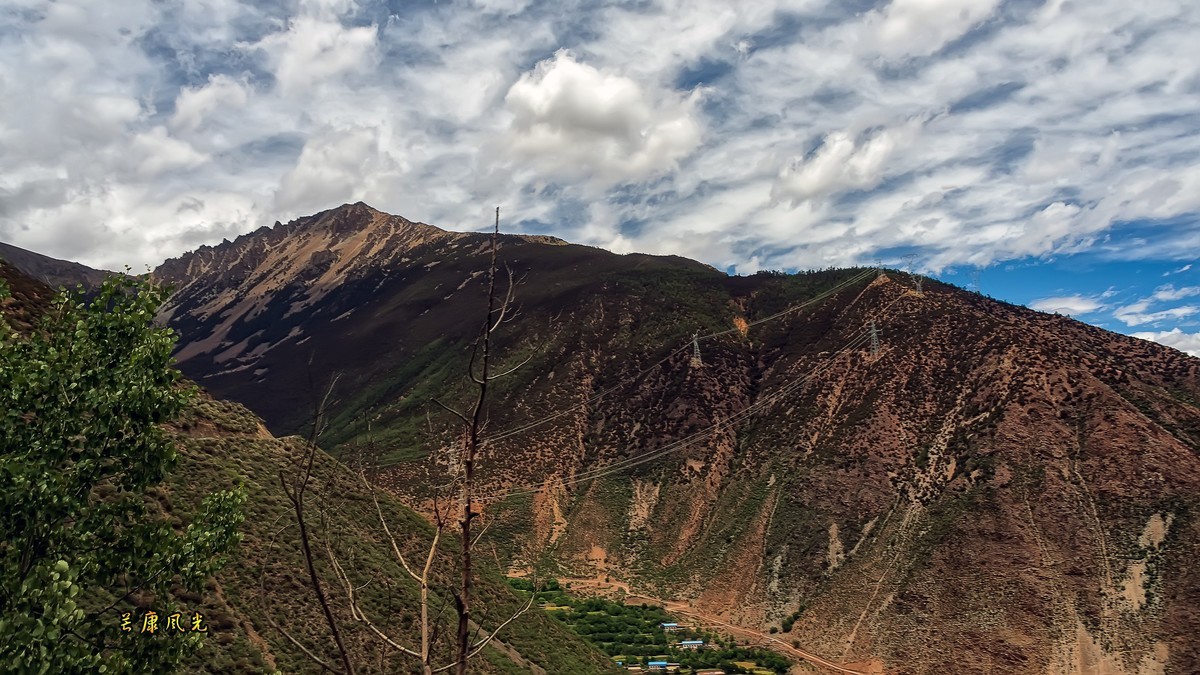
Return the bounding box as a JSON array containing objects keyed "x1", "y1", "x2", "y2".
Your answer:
[
  {"x1": 128, "y1": 126, "x2": 209, "y2": 176},
  {"x1": 1131, "y1": 328, "x2": 1200, "y2": 357},
  {"x1": 865, "y1": 0, "x2": 1003, "y2": 60},
  {"x1": 501, "y1": 50, "x2": 702, "y2": 185},
  {"x1": 251, "y1": 15, "x2": 378, "y2": 97},
  {"x1": 1029, "y1": 295, "x2": 1105, "y2": 316},
  {"x1": 274, "y1": 126, "x2": 387, "y2": 215},
  {"x1": 771, "y1": 119, "x2": 923, "y2": 206},
  {"x1": 170, "y1": 75, "x2": 250, "y2": 133},
  {"x1": 1151, "y1": 284, "x2": 1200, "y2": 302},
  {"x1": 0, "y1": 0, "x2": 1199, "y2": 282},
  {"x1": 1114, "y1": 300, "x2": 1200, "y2": 327},
  {"x1": 1108, "y1": 283, "x2": 1200, "y2": 327}
]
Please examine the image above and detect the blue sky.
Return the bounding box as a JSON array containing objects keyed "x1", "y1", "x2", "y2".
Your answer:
[{"x1": 1, "y1": 0, "x2": 1199, "y2": 355}]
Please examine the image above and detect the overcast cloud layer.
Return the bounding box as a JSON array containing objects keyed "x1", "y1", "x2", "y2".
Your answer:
[{"x1": 2, "y1": 0, "x2": 1200, "y2": 352}]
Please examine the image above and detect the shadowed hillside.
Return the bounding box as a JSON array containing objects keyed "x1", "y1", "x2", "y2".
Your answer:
[
  {"x1": 0, "y1": 258, "x2": 53, "y2": 332},
  {"x1": 0, "y1": 261, "x2": 617, "y2": 674},
  {"x1": 158, "y1": 203, "x2": 1200, "y2": 674},
  {"x1": 0, "y1": 241, "x2": 113, "y2": 290}
]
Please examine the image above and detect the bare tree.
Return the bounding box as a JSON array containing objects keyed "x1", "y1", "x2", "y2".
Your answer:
[
  {"x1": 270, "y1": 206, "x2": 534, "y2": 674},
  {"x1": 431, "y1": 206, "x2": 529, "y2": 675}
]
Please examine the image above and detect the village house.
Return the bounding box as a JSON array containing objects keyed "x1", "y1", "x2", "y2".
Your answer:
[
  {"x1": 678, "y1": 639, "x2": 705, "y2": 651},
  {"x1": 660, "y1": 622, "x2": 680, "y2": 632}
]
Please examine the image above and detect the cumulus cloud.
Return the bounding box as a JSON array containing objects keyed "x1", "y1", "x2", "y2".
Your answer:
[
  {"x1": 274, "y1": 125, "x2": 388, "y2": 215},
  {"x1": 1151, "y1": 284, "x2": 1200, "y2": 302},
  {"x1": 1114, "y1": 300, "x2": 1200, "y2": 327},
  {"x1": 1131, "y1": 328, "x2": 1200, "y2": 357},
  {"x1": 170, "y1": 75, "x2": 250, "y2": 133},
  {"x1": 129, "y1": 127, "x2": 209, "y2": 176},
  {"x1": 772, "y1": 120, "x2": 923, "y2": 206},
  {"x1": 865, "y1": 0, "x2": 1003, "y2": 60},
  {"x1": 502, "y1": 50, "x2": 702, "y2": 185},
  {"x1": 248, "y1": 11, "x2": 378, "y2": 97},
  {"x1": 0, "y1": 0, "x2": 1198, "y2": 295},
  {"x1": 1029, "y1": 295, "x2": 1106, "y2": 316}
]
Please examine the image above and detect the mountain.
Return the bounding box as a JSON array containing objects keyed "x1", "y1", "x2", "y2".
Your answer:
[
  {"x1": 0, "y1": 241, "x2": 113, "y2": 290},
  {"x1": 0, "y1": 261, "x2": 617, "y2": 674},
  {"x1": 158, "y1": 203, "x2": 1200, "y2": 674},
  {"x1": 165, "y1": 392, "x2": 619, "y2": 674},
  {"x1": 1, "y1": 257, "x2": 54, "y2": 333}
]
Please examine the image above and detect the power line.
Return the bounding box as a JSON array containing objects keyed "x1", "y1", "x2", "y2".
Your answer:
[
  {"x1": 479, "y1": 268, "x2": 878, "y2": 445},
  {"x1": 699, "y1": 268, "x2": 877, "y2": 341},
  {"x1": 480, "y1": 342, "x2": 690, "y2": 444},
  {"x1": 474, "y1": 330, "x2": 874, "y2": 501},
  {"x1": 472, "y1": 286, "x2": 913, "y2": 501}
]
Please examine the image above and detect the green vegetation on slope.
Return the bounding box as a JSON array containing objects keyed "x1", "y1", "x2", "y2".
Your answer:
[
  {"x1": 0, "y1": 275, "x2": 245, "y2": 674},
  {"x1": 167, "y1": 397, "x2": 619, "y2": 674},
  {"x1": 509, "y1": 580, "x2": 791, "y2": 674}
]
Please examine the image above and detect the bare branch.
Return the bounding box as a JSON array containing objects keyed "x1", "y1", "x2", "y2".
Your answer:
[
  {"x1": 468, "y1": 592, "x2": 535, "y2": 654},
  {"x1": 279, "y1": 371, "x2": 355, "y2": 675},
  {"x1": 431, "y1": 398, "x2": 470, "y2": 426},
  {"x1": 324, "y1": 536, "x2": 422, "y2": 660},
  {"x1": 260, "y1": 514, "x2": 345, "y2": 674},
  {"x1": 428, "y1": 590, "x2": 535, "y2": 673},
  {"x1": 467, "y1": 337, "x2": 485, "y2": 386},
  {"x1": 266, "y1": 612, "x2": 345, "y2": 674},
  {"x1": 486, "y1": 353, "x2": 533, "y2": 381},
  {"x1": 470, "y1": 519, "x2": 491, "y2": 549},
  {"x1": 488, "y1": 266, "x2": 518, "y2": 332},
  {"x1": 369, "y1": 485, "x2": 422, "y2": 583},
  {"x1": 362, "y1": 469, "x2": 444, "y2": 672}
]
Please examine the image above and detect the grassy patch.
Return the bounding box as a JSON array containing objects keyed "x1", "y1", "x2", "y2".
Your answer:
[{"x1": 510, "y1": 580, "x2": 791, "y2": 674}]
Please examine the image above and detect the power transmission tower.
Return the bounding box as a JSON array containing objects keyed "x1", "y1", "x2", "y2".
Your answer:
[
  {"x1": 874, "y1": 258, "x2": 883, "y2": 278},
  {"x1": 691, "y1": 333, "x2": 703, "y2": 368},
  {"x1": 970, "y1": 270, "x2": 981, "y2": 294},
  {"x1": 869, "y1": 321, "x2": 881, "y2": 356},
  {"x1": 903, "y1": 254, "x2": 922, "y2": 293}
]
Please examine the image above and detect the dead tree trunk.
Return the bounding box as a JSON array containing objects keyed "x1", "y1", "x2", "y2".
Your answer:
[{"x1": 277, "y1": 207, "x2": 530, "y2": 675}]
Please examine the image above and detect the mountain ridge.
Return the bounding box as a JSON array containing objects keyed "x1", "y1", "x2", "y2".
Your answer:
[
  {"x1": 0, "y1": 241, "x2": 113, "y2": 290},
  {"x1": 155, "y1": 203, "x2": 1200, "y2": 674}
]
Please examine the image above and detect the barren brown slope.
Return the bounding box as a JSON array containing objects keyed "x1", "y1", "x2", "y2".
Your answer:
[
  {"x1": 374, "y1": 277, "x2": 1200, "y2": 675},
  {"x1": 159, "y1": 204, "x2": 1200, "y2": 674},
  {"x1": 0, "y1": 258, "x2": 54, "y2": 332}
]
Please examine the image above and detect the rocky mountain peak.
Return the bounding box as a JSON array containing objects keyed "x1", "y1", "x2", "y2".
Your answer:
[{"x1": 152, "y1": 204, "x2": 469, "y2": 364}]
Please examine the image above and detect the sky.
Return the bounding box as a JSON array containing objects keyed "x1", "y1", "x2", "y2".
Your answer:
[{"x1": 1, "y1": 0, "x2": 1199, "y2": 355}]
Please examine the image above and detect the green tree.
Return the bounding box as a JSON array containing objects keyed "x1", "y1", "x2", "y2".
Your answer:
[{"x1": 0, "y1": 274, "x2": 245, "y2": 674}]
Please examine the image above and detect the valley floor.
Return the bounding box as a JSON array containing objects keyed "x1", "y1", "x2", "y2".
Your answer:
[{"x1": 557, "y1": 576, "x2": 885, "y2": 675}]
